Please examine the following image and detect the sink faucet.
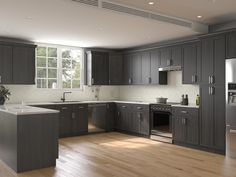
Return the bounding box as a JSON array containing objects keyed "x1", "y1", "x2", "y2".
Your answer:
[{"x1": 61, "y1": 91, "x2": 72, "y2": 102}]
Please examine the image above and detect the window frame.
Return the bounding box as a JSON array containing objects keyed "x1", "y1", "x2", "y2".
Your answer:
[{"x1": 35, "y1": 43, "x2": 84, "y2": 91}]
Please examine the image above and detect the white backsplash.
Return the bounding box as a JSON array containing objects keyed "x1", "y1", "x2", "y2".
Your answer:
[
  {"x1": 5, "y1": 85, "x2": 120, "y2": 104},
  {"x1": 118, "y1": 71, "x2": 199, "y2": 104},
  {"x1": 5, "y1": 71, "x2": 199, "y2": 104}
]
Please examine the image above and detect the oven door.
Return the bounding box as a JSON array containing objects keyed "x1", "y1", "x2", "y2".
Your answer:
[{"x1": 151, "y1": 111, "x2": 172, "y2": 138}]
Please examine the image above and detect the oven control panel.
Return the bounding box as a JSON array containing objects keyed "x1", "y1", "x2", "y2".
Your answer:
[{"x1": 151, "y1": 104, "x2": 172, "y2": 112}]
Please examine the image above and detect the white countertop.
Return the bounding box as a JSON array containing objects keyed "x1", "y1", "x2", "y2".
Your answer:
[
  {"x1": 0, "y1": 104, "x2": 59, "y2": 115},
  {"x1": 28, "y1": 100, "x2": 199, "y2": 108}
]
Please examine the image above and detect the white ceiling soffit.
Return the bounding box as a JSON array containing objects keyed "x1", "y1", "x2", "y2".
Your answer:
[{"x1": 72, "y1": 0, "x2": 208, "y2": 34}]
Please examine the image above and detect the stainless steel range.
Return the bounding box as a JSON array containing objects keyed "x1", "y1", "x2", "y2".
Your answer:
[{"x1": 150, "y1": 103, "x2": 176, "y2": 143}]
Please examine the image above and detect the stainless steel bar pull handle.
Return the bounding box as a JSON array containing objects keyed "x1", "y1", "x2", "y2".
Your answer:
[
  {"x1": 211, "y1": 76, "x2": 215, "y2": 84},
  {"x1": 192, "y1": 75, "x2": 194, "y2": 83},
  {"x1": 230, "y1": 129, "x2": 236, "y2": 134},
  {"x1": 0, "y1": 76, "x2": 1, "y2": 83},
  {"x1": 209, "y1": 87, "x2": 212, "y2": 95}
]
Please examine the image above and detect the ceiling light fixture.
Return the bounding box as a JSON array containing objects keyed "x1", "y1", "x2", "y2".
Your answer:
[
  {"x1": 197, "y1": 15, "x2": 202, "y2": 19},
  {"x1": 148, "y1": 2, "x2": 154, "y2": 5}
]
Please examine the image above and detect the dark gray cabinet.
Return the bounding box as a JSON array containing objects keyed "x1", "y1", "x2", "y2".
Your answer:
[
  {"x1": 150, "y1": 49, "x2": 167, "y2": 85},
  {"x1": 123, "y1": 54, "x2": 133, "y2": 84},
  {"x1": 141, "y1": 52, "x2": 151, "y2": 84},
  {"x1": 226, "y1": 31, "x2": 236, "y2": 59},
  {"x1": 0, "y1": 44, "x2": 13, "y2": 84},
  {"x1": 200, "y1": 35, "x2": 226, "y2": 153},
  {"x1": 200, "y1": 84, "x2": 225, "y2": 152},
  {"x1": 132, "y1": 53, "x2": 142, "y2": 84},
  {"x1": 134, "y1": 105, "x2": 150, "y2": 136},
  {"x1": 106, "y1": 103, "x2": 116, "y2": 132},
  {"x1": 12, "y1": 45, "x2": 36, "y2": 84},
  {"x1": 115, "y1": 103, "x2": 150, "y2": 136},
  {"x1": 72, "y1": 104, "x2": 88, "y2": 135},
  {"x1": 159, "y1": 46, "x2": 182, "y2": 68},
  {"x1": 55, "y1": 105, "x2": 73, "y2": 138},
  {"x1": 201, "y1": 35, "x2": 225, "y2": 85},
  {"x1": 86, "y1": 51, "x2": 109, "y2": 85},
  {"x1": 109, "y1": 53, "x2": 123, "y2": 85},
  {"x1": 171, "y1": 46, "x2": 182, "y2": 67},
  {"x1": 0, "y1": 42, "x2": 36, "y2": 85},
  {"x1": 172, "y1": 107, "x2": 199, "y2": 146},
  {"x1": 182, "y1": 42, "x2": 201, "y2": 84}
]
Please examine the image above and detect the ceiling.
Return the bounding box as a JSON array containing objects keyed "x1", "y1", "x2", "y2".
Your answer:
[
  {"x1": 0, "y1": 0, "x2": 235, "y2": 49},
  {"x1": 110, "y1": 0, "x2": 236, "y2": 25}
]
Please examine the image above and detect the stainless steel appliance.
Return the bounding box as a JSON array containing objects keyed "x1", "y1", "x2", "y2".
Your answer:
[
  {"x1": 150, "y1": 104, "x2": 173, "y2": 143},
  {"x1": 226, "y1": 59, "x2": 236, "y2": 158}
]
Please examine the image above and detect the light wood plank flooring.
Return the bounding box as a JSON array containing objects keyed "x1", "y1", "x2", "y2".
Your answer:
[{"x1": 1, "y1": 132, "x2": 236, "y2": 177}]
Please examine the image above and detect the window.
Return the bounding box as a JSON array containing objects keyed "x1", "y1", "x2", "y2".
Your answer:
[{"x1": 36, "y1": 45, "x2": 83, "y2": 89}]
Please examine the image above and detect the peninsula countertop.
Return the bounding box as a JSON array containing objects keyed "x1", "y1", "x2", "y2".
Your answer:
[{"x1": 0, "y1": 104, "x2": 59, "y2": 115}]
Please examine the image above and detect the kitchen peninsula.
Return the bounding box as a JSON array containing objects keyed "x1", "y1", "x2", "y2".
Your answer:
[{"x1": 0, "y1": 105, "x2": 59, "y2": 172}]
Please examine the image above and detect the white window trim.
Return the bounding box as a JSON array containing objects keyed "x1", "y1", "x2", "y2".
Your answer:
[{"x1": 35, "y1": 43, "x2": 84, "y2": 91}]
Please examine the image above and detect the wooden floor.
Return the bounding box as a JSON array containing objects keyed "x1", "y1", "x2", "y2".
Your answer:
[{"x1": 1, "y1": 132, "x2": 236, "y2": 177}]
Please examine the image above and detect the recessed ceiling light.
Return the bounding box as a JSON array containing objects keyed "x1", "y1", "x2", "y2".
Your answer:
[
  {"x1": 148, "y1": 2, "x2": 154, "y2": 5},
  {"x1": 197, "y1": 15, "x2": 202, "y2": 19}
]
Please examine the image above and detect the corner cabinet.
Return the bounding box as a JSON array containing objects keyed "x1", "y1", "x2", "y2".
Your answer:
[
  {"x1": 0, "y1": 42, "x2": 36, "y2": 85},
  {"x1": 86, "y1": 51, "x2": 109, "y2": 85}
]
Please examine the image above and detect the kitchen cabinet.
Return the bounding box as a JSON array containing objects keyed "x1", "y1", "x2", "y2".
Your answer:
[
  {"x1": 200, "y1": 84, "x2": 225, "y2": 152},
  {"x1": 0, "y1": 42, "x2": 36, "y2": 85},
  {"x1": 12, "y1": 45, "x2": 36, "y2": 84},
  {"x1": 159, "y1": 46, "x2": 182, "y2": 68},
  {"x1": 116, "y1": 103, "x2": 150, "y2": 136},
  {"x1": 123, "y1": 52, "x2": 142, "y2": 85},
  {"x1": 182, "y1": 42, "x2": 201, "y2": 84},
  {"x1": 72, "y1": 104, "x2": 88, "y2": 135},
  {"x1": 141, "y1": 51, "x2": 151, "y2": 84},
  {"x1": 132, "y1": 53, "x2": 142, "y2": 84},
  {"x1": 171, "y1": 46, "x2": 182, "y2": 67},
  {"x1": 123, "y1": 54, "x2": 133, "y2": 84},
  {"x1": 150, "y1": 49, "x2": 167, "y2": 85},
  {"x1": 55, "y1": 105, "x2": 73, "y2": 138},
  {"x1": 172, "y1": 107, "x2": 199, "y2": 146},
  {"x1": 201, "y1": 35, "x2": 225, "y2": 85},
  {"x1": 200, "y1": 35, "x2": 226, "y2": 153},
  {"x1": 0, "y1": 44, "x2": 13, "y2": 84},
  {"x1": 134, "y1": 105, "x2": 150, "y2": 136},
  {"x1": 109, "y1": 53, "x2": 123, "y2": 85},
  {"x1": 226, "y1": 31, "x2": 236, "y2": 59},
  {"x1": 106, "y1": 103, "x2": 116, "y2": 132},
  {"x1": 86, "y1": 51, "x2": 109, "y2": 85},
  {"x1": 160, "y1": 48, "x2": 171, "y2": 68}
]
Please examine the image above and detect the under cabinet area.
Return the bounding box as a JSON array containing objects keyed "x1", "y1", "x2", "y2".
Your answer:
[{"x1": 172, "y1": 107, "x2": 199, "y2": 146}]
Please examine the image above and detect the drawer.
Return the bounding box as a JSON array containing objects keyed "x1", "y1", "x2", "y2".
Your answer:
[{"x1": 172, "y1": 107, "x2": 198, "y2": 117}]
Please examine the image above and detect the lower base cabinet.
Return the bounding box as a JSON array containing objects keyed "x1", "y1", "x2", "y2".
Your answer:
[
  {"x1": 172, "y1": 107, "x2": 199, "y2": 146},
  {"x1": 115, "y1": 103, "x2": 150, "y2": 136}
]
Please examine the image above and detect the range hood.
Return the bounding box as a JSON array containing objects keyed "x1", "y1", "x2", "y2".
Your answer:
[{"x1": 158, "y1": 66, "x2": 182, "y2": 71}]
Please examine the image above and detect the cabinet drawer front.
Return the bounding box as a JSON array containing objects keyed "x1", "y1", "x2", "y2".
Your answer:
[{"x1": 172, "y1": 107, "x2": 198, "y2": 117}]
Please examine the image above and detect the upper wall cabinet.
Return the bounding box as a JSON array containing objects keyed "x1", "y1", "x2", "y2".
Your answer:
[
  {"x1": 86, "y1": 51, "x2": 109, "y2": 85},
  {"x1": 182, "y1": 42, "x2": 201, "y2": 84},
  {"x1": 12, "y1": 45, "x2": 36, "y2": 84},
  {"x1": 0, "y1": 42, "x2": 36, "y2": 85},
  {"x1": 226, "y1": 31, "x2": 236, "y2": 59},
  {"x1": 109, "y1": 53, "x2": 123, "y2": 85},
  {"x1": 201, "y1": 35, "x2": 226, "y2": 85},
  {"x1": 159, "y1": 46, "x2": 182, "y2": 69},
  {"x1": 0, "y1": 44, "x2": 13, "y2": 84}
]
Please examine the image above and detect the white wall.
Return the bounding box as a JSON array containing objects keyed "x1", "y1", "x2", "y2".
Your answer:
[
  {"x1": 5, "y1": 85, "x2": 120, "y2": 104},
  {"x1": 119, "y1": 71, "x2": 199, "y2": 104}
]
